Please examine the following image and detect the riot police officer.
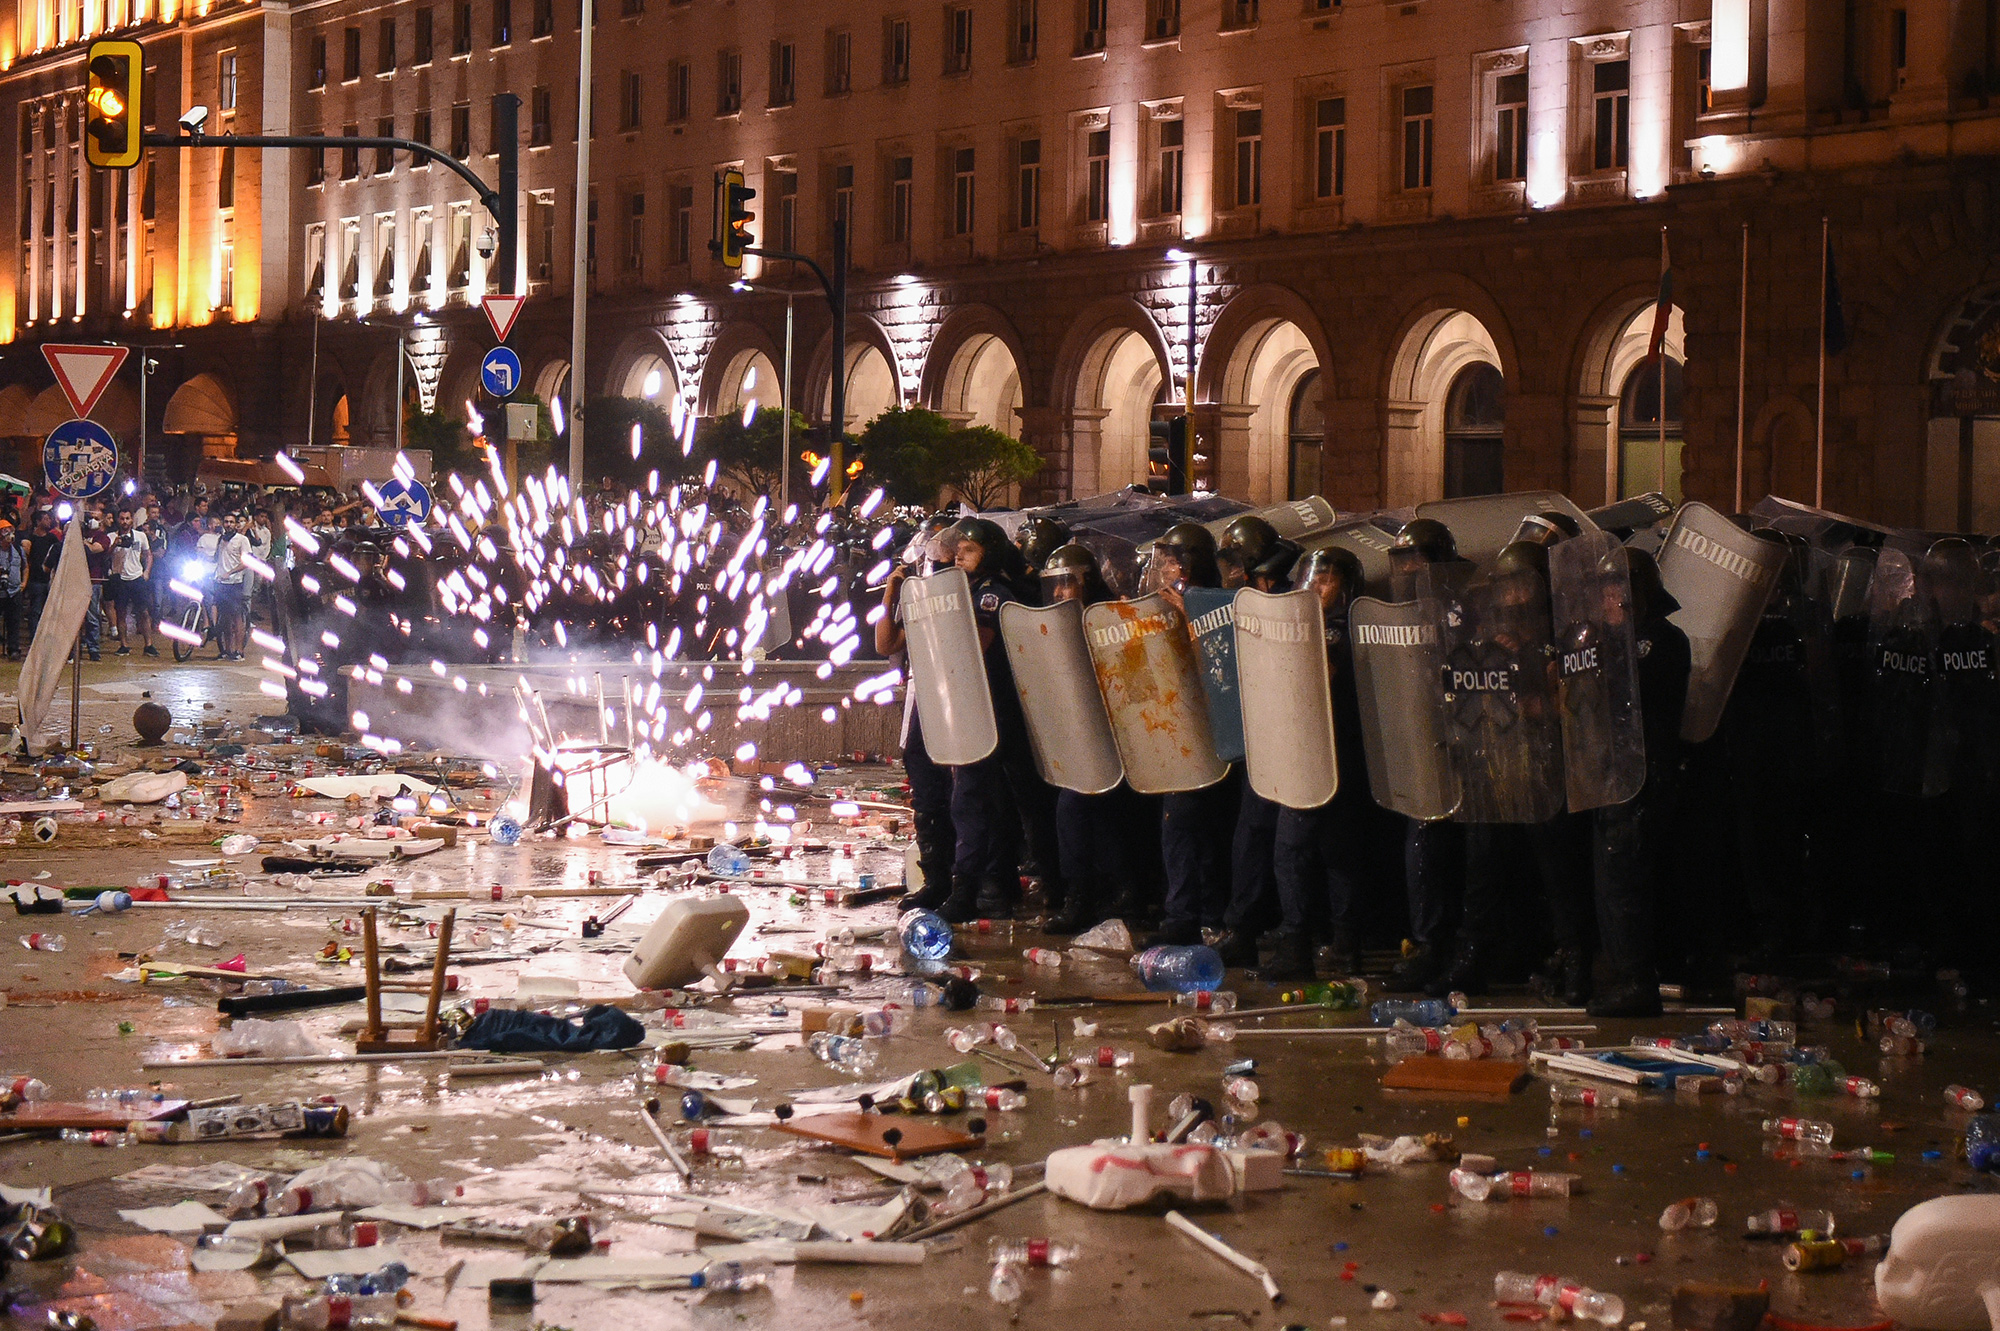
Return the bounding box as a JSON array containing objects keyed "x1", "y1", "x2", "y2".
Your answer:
[
  {"x1": 1015, "y1": 516, "x2": 1073, "y2": 573},
  {"x1": 879, "y1": 515, "x2": 959, "y2": 911},
  {"x1": 1266, "y1": 546, "x2": 1371, "y2": 980}
]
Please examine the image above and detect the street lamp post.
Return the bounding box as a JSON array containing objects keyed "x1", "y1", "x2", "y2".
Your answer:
[{"x1": 731, "y1": 279, "x2": 800, "y2": 518}]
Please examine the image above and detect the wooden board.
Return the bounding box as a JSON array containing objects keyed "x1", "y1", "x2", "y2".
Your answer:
[
  {"x1": 3, "y1": 1099, "x2": 189, "y2": 1130},
  {"x1": 773, "y1": 1112, "x2": 982, "y2": 1161},
  {"x1": 1380, "y1": 1057, "x2": 1528, "y2": 1095}
]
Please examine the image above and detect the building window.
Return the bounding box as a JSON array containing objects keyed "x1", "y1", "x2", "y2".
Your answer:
[
  {"x1": 533, "y1": 0, "x2": 553, "y2": 35},
  {"x1": 533, "y1": 191, "x2": 557, "y2": 276},
  {"x1": 829, "y1": 161, "x2": 856, "y2": 241},
  {"x1": 450, "y1": 103, "x2": 470, "y2": 158},
  {"x1": 1079, "y1": 0, "x2": 1107, "y2": 52},
  {"x1": 341, "y1": 124, "x2": 360, "y2": 179},
  {"x1": 1147, "y1": 0, "x2": 1179, "y2": 40},
  {"x1": 1697, "y1": 44, "x2": 1711, "y2": 112},
  {"x1": 1592, "y1": 59, "x2": 1629, "y2": 170},
  {"x1": 625, "y1": 190, "x2": 644, "y2": 272},
  {"x1": 620, "y1": 70, "x2": 641, "y2": 130},
  {"x1": 307, "y1": 134, "x2": 326, "y2": 185},
  {"x1": 1233, "y1": 106, "x2": 1262, "y2": 208},
  {"x1": 343, "y1": 26, "x2": 361, "y2": 80},
  {"x1": 1221, "y1": 0, "x2": 1256, "y2": 30},
  {"x1": 1495, "y1": 70, "x2": 1527, "y2": 181},
  {"x1": 491, "y1": 0, "x2": 510, "y2": 45},
  {"x1": 309, "y1": 34, "x2": 327, "y2": 88},
  {"x1": 452, "y1": 1, "x2": 472, "y2": 54},
  {"x1": 951, "y1": 146, "x2": 975, "y2": 235},
  {"x1": 884, "y1": 16, "x2": 910, "y2": 84},
  {"x1": 889, "y1": 154, "x2": 913, "y2": 242},
  {"x1": 1618, "y1": 356, "x2": 1683, "y2": 501},
  {"x1": 1158, "y1": 117, "x2": 1183, "y2": 213},
  {"x1": 770, "y1": 41, "x2": 795, "y2": 106},
  {"x1": 1288, "y1": 369, "x2": 1322, "y2": 501},
  {"x1": 375, "y1": 116, "x2": 395, "y2": 173},
  {"x1": 449, "y1": 207, "x2": 471, "y2": 287},
  {"x1": 1401, "y1": 84, "x2": 1434, "y2": 190},
  {"x1": 218, "y1": 214, "x2": 234, "y2": 309},
  {"x1": 774, "y1": 169, "x2": 796, "y2": 249},
  {"x1": 531, "y1": 86, "x2": 552, "y2": 144},
  {"x1": 377, "y1": 18, "x2": 396, "y2": 72},
  {"x1": 621, "y1": 0, "x2": 640, "y2": 16},
  {"x1": 945, "y1": 6, "x2": 972, "y2": 74},
  {"x1": 827, "y1": 29, "x2": 852, "y2": 94},
  {"x1": 1015, "y1": 138, "x2": 1040, "y2": 229},
  {"x1": 415, "y1": 9, "x2": 434, "y2": 63},
  {"x1": 667, "y1": 61, "x2": 690, "y2": 120},
  {"x1": 412, "y1": 108, "x2": 432, "y2": 150},
  {"x1": 410, "y1": 209, "x2": 433, "y2": 289},
  {"x1": 341, "y1": 218, "x2": 362, "y2": 298},
  {"x1": 586, "y1": 191, "x2": 598, "y2": 277},
  {"x1": 1084, "y1": 126, "x2": 1110, "y2": 221},
  {"x1": 1009, "y1": 0, "x2": 1036, "y2": 61},
  {"x1": 1891, "y1": 7, "x2": 1908, "y2": 88},
  {"x1": 1444, "y1": 362, "x2": 1505, "y2": 498},
  {"x1": 372, "y1": 213, "x2": 395, "y2": 297},
  {"x1": 717, "y1": 49, "x2": 742, "y2": 114},
  {"x1": 216, "y1": 144, "x2": 234, "y2": 207},
  {"x1": 305, "y1": 223, "x2": 326, "y2": 299},
  {"x1": 669, "y1": 182, "x2": 692, "y2": 262},
  {"x1": 1314, "y1": 96, "x2": 1345, "y2": 199}
]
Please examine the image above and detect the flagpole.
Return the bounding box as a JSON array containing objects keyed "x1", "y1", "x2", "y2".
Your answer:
[
  {"x1": 1735, "y1": 222, "x2": 1749, "y2": 513},
  {"x1": 1816, "y1": 215, "x2": 1828, "y2": 508},
  {"x1": 1658, "y1": 226, "x2": 1669, "y2": 498}
]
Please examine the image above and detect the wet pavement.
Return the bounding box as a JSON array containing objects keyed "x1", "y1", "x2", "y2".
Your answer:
[{"x1": 0, "y1": 667, "x2": 1995, "y2": 1330}]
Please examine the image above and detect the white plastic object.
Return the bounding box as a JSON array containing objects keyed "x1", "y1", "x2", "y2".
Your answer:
[
  {"x1": 623, "y1": 893, "x2": 751, "y2": 990},
  {"x1": 1873, "y1": 1195, "x2": 2000, "y2": 1331},
  {"x1": 1128, "y1": 1083, "x2": 1153, "y2": 1145},
  {"x1": 1044, "y1": 1142, "x2": 1236, "y2": 1210}
]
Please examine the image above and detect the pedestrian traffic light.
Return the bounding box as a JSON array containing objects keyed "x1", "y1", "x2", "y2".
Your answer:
[
  {"x1": 718, "y1": 168, "x2": 756, "y2": 269},
  {"x1": 84, "y1": 40, "x2": 144, "y2": 169},
  {"x1": 1147, "y1": 414, "x2": 1190, "y2": 495}
]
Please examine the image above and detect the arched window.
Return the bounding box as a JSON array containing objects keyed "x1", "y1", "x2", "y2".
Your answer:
[
  {"x1": 330, "y1": 394, "x2": 351, "y2": 446},
  {"x1": 1443, "y1": 362, "x2": 1504, "y2": 497},
  {"x1": 1618, "y1": 356, "x2": 1683, "y2": 501},
  {"x1": 1287, "y1": 369, "x2": 1323, "y2": 500}
]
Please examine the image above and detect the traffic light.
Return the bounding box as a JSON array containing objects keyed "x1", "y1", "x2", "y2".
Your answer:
[
  {"x1": 1147, "y1": 414, "x2": 1190, "y2": 495},
  {"x1": 84, "y1": 40, "x2": 144, "y2": 169},
  {"x1": 718, "y1": 168, "x2": 756, "y2": 269}
]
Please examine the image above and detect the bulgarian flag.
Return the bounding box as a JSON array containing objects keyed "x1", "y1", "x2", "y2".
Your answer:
[{"x1": 1647, "y1": 228, "x2": 1673, "y2": 360}]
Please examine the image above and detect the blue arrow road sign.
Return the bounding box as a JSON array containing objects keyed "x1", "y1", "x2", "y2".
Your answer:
[
  {"x1": 481, "y1": 346, "x2": 523, "y2": 399},
  {"x1": 44, "y1": 418, "x2": 119, "y2": 500}
]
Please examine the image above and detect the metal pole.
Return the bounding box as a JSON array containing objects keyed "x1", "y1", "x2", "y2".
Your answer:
[
  {"x1": 1657, "y1": 227, "x2": 1668, "y2": 500},
  {"x1": 395, "y1": 331, "x2": 404, "y2": 456},
  {"x1": 1735, "y1": 222, "x2": 1748, "y2": 514},
  {"x1": 1185, "y1": 254, "x2": 1197, "y2": 492},
  {"x1": 70, "y1": 626, "x2": 81, "y2": 749},
  {"x1": 828, "y1": 218, "x2": 846, "y2": 504},
  {"x1": 1816, "y1": 215, "x2": 1828, "y2": 508},
  {"x1": 138, "y1": 358, "x2": 147, "y2": 488},
  {"x1": 568, "y1": 0, "x2": 594, "y2": 487},
  {"x1": 781, "y1": 291, "x2": 794, "y2": 519}
]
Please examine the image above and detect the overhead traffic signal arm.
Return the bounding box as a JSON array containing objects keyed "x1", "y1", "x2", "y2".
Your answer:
[{"x1": 85, "y1": 40, "x2": 144, "y2": 169}]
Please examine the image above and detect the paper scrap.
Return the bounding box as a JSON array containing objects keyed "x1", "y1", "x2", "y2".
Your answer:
[{"x1": 117, "y1": 1201, "x2": 228, "y2": 1233}]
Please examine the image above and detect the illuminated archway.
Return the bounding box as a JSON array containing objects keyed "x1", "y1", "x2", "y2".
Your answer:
[
  {"x1": 1384, "y1": 310, "x2": 1505, "y2": 506},
  {"x1": 936, "y1": 333, "x2": 1024, "y2": 435}
]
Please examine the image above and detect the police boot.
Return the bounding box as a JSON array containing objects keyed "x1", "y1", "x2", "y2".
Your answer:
[
  {"x1": 1209, "y1": 929, "x2": 1261, "y2": 969},
  {"x1": 1143, "y1": 919, "x2": 1204, "y2": 949},
  {"x1": 1259, "y1": 931, "x2": 1315, "y2": 982},
  {"x1": 940, "y1": 874, "x2": 983, "y2": 925},
  {"x1": 1315, "y1": 929, "x2": 1357, "y2": 979},
  {"x1": 1044, "y1": 883, "x2": 1099, "y2": 937},
  {"x1": 974, "y1": 875, "x2": 1016, "y2": 922},
  {"x1": 1427, "y1": 937, "x2": 1489, "y2": 998},
  {"x1": 900, "y1": 861, "x2": 954, "y2": 913},
  {"x1": 1531, "y1": 948, "x2": 1592, "y2": 1007},
  {"x1": 1387, "y1": 944, "x2": 1445, "y2": 992}
]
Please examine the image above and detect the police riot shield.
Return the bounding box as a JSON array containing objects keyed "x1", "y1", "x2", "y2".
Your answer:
[
  {"x1": 1866, "y1": 549, "x2": 1952, "y2": 798},
  {"x1": 1082, "y1": 595, "x2": 1230, "y2": 795},
  {"x1": 1585, "y1": 491, "x2": 1676, "y2": 536},
  {"x1": 898, "y1": 567, "x2": 999, "y2": 767},
  {"x1": 1203, "y1": 496, "x2": 1338, "y2": 545},
  {"x1": 1233, "y1": 587, "x2": 1341, "y2": 810},
  {"x1": 998, "y1": 601, "x2": 1124, "y2": 795},
  {"x1": 1926, "y1": 541, "x2": 1999, "y2": 798},
  {"x1": 1182, "y1": 586, "x2": 1246, "y2": 763},
  {"x1": 1432, "y1": 565, "x2": 1566, "y2": 823},
  {"x1": 1301, "y1": 519, "x2": 1400, "y2": 598},
  {"x1": 1548, "y1": 532, "x2": 1647, "y2": 812},
  {"x1": 1657, "y1": 501, "x2": 1788, "y2": 744},
  {"x1": 1350, "y1": 596, "x2": 1460, "y2": 821},
  {"x1": 1415, "y1": 492, "x2": 1597, "y2": 570}
]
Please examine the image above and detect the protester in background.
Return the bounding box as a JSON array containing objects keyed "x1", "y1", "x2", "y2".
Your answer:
[
  {"x1": 81, "y1": 510, "x2": 110, "y2": 661},
  {"x1": 108, "y1": 507, "x2": 156, "y2": 658},
  {"x1": 0, "y1": 523, "x2": 23, "y2": 659},
  {"x1": 213, "y1": 511, "x2": 252, "y2": 661},
  {"x1": 24, "y1": 509, "x2": 60, "y2": 646}
]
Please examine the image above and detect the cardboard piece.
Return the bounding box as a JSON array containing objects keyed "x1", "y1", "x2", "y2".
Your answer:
[
  {"x1": 1379, "y1": 1058, "x2": 1529, "y2": 1095},
  {"x1": 774, "y1": 1111, "x2": 981, "y2": 1161}
]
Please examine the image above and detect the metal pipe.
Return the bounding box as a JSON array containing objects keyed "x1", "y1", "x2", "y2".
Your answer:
[{"x1": 568, "y1": 0, "x2": 594, "y2": 484}]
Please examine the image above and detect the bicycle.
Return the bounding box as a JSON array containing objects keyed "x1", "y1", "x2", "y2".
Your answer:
[{"x1": 165, "y1": 560, "x2": 221, "y2": 663}]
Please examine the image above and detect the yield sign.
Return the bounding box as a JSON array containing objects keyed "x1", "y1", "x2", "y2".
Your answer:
[
  {"x1": 42, "y1": 343, "x2": 129, "y2": 420},
  {"x1": 482, "y1": 294, "x2": 527, "y2": 343}
]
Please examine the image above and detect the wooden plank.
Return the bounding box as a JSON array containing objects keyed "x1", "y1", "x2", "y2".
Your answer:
[
  {"x1": 773, "y1": 1112, "x2": 982, "y2": 1161},
  {"x1": 1380, "y1": 1058, "x2": 1529, "y2": 1095},
  {"x1": 4, "y1": 1099, "x2": 190, "y2": 1130}
]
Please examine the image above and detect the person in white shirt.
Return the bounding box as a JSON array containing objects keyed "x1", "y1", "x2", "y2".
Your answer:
[
  {"x1": 213, "y1": 511, "x2": 253, "y2": 661},
  {"x1": 108, "y1": 507, "x2": 156, "y2": 657}
]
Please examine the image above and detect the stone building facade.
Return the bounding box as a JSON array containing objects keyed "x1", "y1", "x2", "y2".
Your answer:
[{"x1": 5, "y1": 0, "x2": 2000, "y2": 526}]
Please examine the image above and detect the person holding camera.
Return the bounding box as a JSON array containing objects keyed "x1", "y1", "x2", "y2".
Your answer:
[
  {"x1": 212, "y1": 511, "x2": 252, "y2": 661},
  {"x1": 108, "y1": 507, "x2": 156, "y2": 657}
]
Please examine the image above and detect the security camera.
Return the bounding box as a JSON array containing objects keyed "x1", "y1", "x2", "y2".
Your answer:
[
  {"x1": 476, "y1": 227, "x2": 497, "y2": 259},
  {"x1": 179, "y1": 105, "x2": 209, "y2": 134}
]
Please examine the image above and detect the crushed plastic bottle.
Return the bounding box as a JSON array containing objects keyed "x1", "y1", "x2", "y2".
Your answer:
[
  {"x1": 706, "y1": 842, "x2": 751, "y2": 876},
  {"x1": 1763, "y1": 1116, "x2": 1835, "y2": 1147},
  {"x1": 1052, "y1": 1064, "x2": 1092, "y2": 1089},
  {"x1": 936, "y1": 1157, "x2": 1012, "y2": 1213},
  {"x1": 486, "y1": 813, "x2": 524, "y2": 846},
  {"x1": 805, "y1": 1031, "x2": 880, "y2": 1075},
  {"x1": 1965, "y1": 1115, "x2": 1999, "y2": 1171},
  {"x1": 1023, "y1": 947, "x2": 1064, "y2": 968},
  {"x1": 976, "y1": 995, "x2": 1034, "y2": 1014},
  {"x1": 1747, "y1": 1206, "x2": 1835, "y2": 1235},
  {"x1": 1383, "y1": 1023, "x2": 1446, "y2": 1061},
  {"x1": 1453, "y1": 1170, "x2": 1578, "y2": 1201},
  {"x1": 2, "y1": 1076, "x2": 50, "y2": 1102},
  {"x1": 1493, "y1": 1273, "x2": 1625, "y2": 1325},
  {"x1": 219, "y1": 834, "x2": 260, "y2": 856},
  {"x1": 1130, "y1": 944, "x2": 1226, "y2": 993},
  {"x1": 967, "y1": 1086, "x2": 1027, "y2": 1112},
  {"x1": 1550, "y1": 1084, "x2": 1631, "y2": 1110},
  {"x1": 1659, "y1": 1197, "x2": 1720, "y2": 1231},
  {"x1": 987, "y1": 1260, "x2": 1023, "y2": 1305},
  {"x1": 898, "y1": 908, "x2": 954, "y2": 963},
  {"x1": 1280, "y1": 979, "x2": 1368, "y2": 1009},
  {"x1": 212, "y1": 1019, "x2": 321, "y2": 1059},
  {"x1": 685, "y1": 1128, "x2": 744, "y2": 1157},
  {"x1": 18, "y1": 933, "x2": 65, "y2": 952},
  {"x1": 1222, "y1": 1074, "x2": 1260, "y2": 1103},
  {"x1": 59, "y1": 1128, "x2": 128, "y2": 1146},
  {"x1": 989, "y1": 1238, "x2": 1075, "y2": 1267},
  {"x1": 1171, "y1": 990, "x2": 1237, "y2": 1013},
  {"x1": 1944, "y1": 1084, "x2": 1985, "y2": 1111},
  {"x1": 1371, "y1": 998, "x2": 1452, "y2": 1027},
  {"x1": 1838, "y1": 1076, "x2": 1880, "y2": 1098}
]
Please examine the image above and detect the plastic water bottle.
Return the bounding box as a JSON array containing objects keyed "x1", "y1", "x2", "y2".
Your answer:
[
  {"x1": 90, "y1": 891, "x2": 133, "y2": 914},
  {"x1": 977, "y1": 995, "x2": 1033, "y2": 1014},
  {"x1": 989, "y1": 1238, "x2": 1077, "y2": 1267},
  {"x1": 1371, "y1": 998, "x2": 1452, "y2": 1027},
  {"x1": 358, "y1": 1263, "x2": 409, "y2": 1295},
  {"x1": 987, "y1": 1261, "x2": 1023, "y2": 1305},
  {"x1": 19, "y1": 933, "x2": 65, "y2": 952},
  {"x1": 1172, "y1": 990, "x2": 1237, "y2": 1013},
  {"x1": 1023, "y1": 947, "x2": 1064, "y2": 968},
  {"x1": 1659, "y1": 1197, "x2": 1720, "y2": 1231},
  {"x1": 1944, "y1": 1085, "x2": 1985, "y2": 1110},
  {"x1": 937, "y1": 1158, "x2": 1012, "y2": 1212},
  {"x1": 1550, "y1": 1084, "x2": 1631, "y2": 1109},
  {"x1": 1494, "y1": 1273, "x2": 1625, "y2": 1325},
  {"x1": 1746, "y1": 1206, "x2": 1834, "y2": 1235},
  {"x1": 1383, "y1": 1024, "x2": 1444, "y2": 1061},
  {"x1": 805, "y1": 1032, "x2": 879, "y2": 1075},
  {"x1": 1455, "y1": 1170, "x2": 1577, "y2": 1200},
  {"x1": 968, "y1": 1086, "x2": 1027, "y2": 1111},
  {"x1": 898, "y1": 908, "x2": 954, "y2": 962},
  {"x1": 2, "y1": 1075, "x2": 50, "y2": 1102},
  {"x1": 219, "y1": 834, "x2": 260, "y2": 856},
  {"x1": 1763, "y1": 1116, "x2": 1835, "y2": 1146},
  {"x1": 706, "y1": 842, "x2": 750, "y2": 876},
  {"x1": 1131, "y1": 945, "x2": 1226, "y2": 993},
  {"x1": 1966, "y1": 1115, "x2": 2000, "y2": 1171},
  {"x1": 488, "y1": 813, "x2": 523, "y2": 846}
]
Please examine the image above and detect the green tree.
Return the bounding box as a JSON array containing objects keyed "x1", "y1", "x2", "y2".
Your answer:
[
  {"x1": 855, "y1": 406, "x2": 957, "y2": 506},
  {"x1": 937, "y1": 425, "x2": 1043, "y2": 509},
  {"x1": 692, "y1": 407, "x2": 814, "y2": 499},
  {"x1": 403, "y1": 409, "x2": 475, "y2": 476}
]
